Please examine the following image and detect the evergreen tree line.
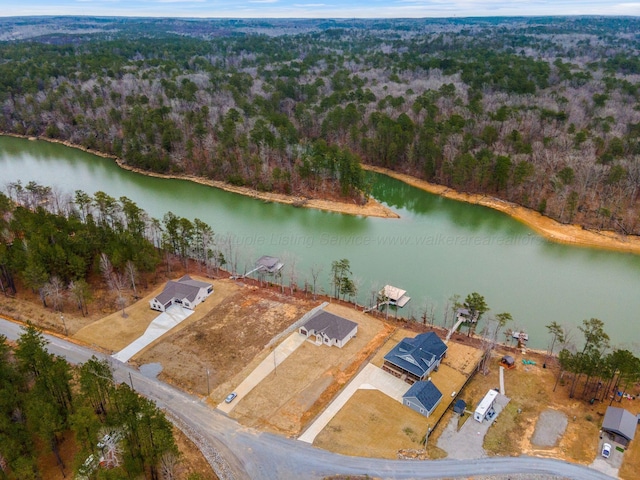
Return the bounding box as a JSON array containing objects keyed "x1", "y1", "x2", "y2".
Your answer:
[
  {"x1": 553, "y1": 318, "x2": 640, "y2": 403},
  {"x1": 1, "y1": 17, "x2": 640, "y2": 232},
  {"x1": 0, "y1": 182, "x2": 218, "y2": 316},
  {"x1": 0, "y1": 325, "x2": 179, "y2": 479}
]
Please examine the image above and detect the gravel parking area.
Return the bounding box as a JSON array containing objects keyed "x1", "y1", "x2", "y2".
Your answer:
[
  {"x1": 437, "y1": 393, "x2": 510, "y2": 459},
  {"x1": 532, "y1": 409, "x2": 568, "y2": 447}
]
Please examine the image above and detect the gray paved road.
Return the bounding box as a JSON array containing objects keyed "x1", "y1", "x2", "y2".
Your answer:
[{"x1": 0, "y1": 318, "x2": 617, "y2": 480}]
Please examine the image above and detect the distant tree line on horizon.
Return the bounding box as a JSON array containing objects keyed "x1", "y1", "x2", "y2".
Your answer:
[{"x1": 0, "y1": 17, "x2": 640, "y2": 233}]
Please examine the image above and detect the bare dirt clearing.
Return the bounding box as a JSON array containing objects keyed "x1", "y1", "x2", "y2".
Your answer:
[
  {"x1": 226, "y1": 303, "x2": 392, "y2": 436},
  {"x1": 135, "y1": 280, "x2": 319, "y2": 396}
]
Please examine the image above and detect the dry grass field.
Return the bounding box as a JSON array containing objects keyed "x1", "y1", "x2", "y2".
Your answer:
[
  {"x1": 310, "y1": 328, "x2": 483, "y2": 459},
  {"x1": 314, "y1": 389, "x2": 429, "y2": 458},
  {"x1": 225, "y1": 303, "x2": 393, "y2": 436},
  {"x1": 429, "y1": 346, "x2": 640, "y2": 480},
  {"x1": 73, "y1": 275, "x2": 237, "y2": 352}
]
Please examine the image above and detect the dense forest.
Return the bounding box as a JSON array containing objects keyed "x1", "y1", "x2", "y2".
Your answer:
[
  {"x1": 0, "y1": 184, "x2": 218, "y2": 315},
  {"x1": 1, "y1": 16, "x2": 640, "y2": 233},
  {"x1": 0, "y1": 325, "x2": 181, "y2": 479}
]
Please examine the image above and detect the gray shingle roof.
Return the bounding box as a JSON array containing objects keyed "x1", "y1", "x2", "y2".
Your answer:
[
  {"x1": 155, "y1": 275, "x2": 211, "y2": 305},
  {"x1": 602, "y1": 406, "x2": 637, "y2": 442},
  {"x1": 302, "y1": 310, "x2": 357, "y2": 342},
  {"x1": 404, "y1": 380, "x2": 443, "y2": 412},
  {"x1": 384, "y1": 332, "x2": 448, "y2": 378}
]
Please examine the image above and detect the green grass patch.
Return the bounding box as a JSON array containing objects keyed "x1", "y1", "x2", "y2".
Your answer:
[{"x1": 484, "y1": 402, "x2": 523, "y2": 456}]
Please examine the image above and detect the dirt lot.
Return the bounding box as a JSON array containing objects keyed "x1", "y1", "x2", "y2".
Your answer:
[
  {"x1": 135, "y1": 280, "x2": 320, "y2": 397},
  {"x1": 223, "y1": 303, "x2": 393, "y2": 435}
]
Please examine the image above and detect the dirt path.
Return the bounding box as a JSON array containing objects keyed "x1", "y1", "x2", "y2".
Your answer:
[{"x1": 364, "y1": 164, "x2": 640, "y2": 254}]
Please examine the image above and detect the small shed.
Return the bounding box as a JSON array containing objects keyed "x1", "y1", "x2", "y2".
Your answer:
[
  {"x1": 602, "y1": 406, "x2": 637, "y2": 447},
  {"x1": 500, "y1": 355, "x2": 516, "y2": 369},
  {"x1": 453, "y1": 399, "x2": 467, "y2": 415}
]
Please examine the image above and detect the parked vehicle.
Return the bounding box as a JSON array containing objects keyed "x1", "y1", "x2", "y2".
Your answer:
[
  {"x1": 602, "y1": 443, "x2": 612, "y2": 458},
  {"x1": 225, "y1": 392, "x2": 237, "y2": 403}
]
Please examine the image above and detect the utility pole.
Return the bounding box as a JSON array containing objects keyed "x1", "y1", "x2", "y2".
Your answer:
[{"x1": 60, "y1": 313, "x2": 68, "y2": 336}]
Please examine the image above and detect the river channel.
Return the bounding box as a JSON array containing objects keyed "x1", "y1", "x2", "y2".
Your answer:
[{"x1": 1, "y1": 135, "x2": 639, "y2": 350}]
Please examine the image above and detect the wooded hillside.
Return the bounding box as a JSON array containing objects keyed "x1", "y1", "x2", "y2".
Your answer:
[{"x1": 1, "y1": 16, "x2": 639, "y2": 233}]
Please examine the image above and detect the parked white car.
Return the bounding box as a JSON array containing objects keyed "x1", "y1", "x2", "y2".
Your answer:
[{"x1": 602, "y1": 442, "x2": 612, "y2": 458}]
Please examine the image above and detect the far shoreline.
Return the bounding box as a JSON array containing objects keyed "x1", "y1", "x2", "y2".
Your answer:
[
  {"x1": 363, "y1": 164, "x2": 640, "y2": 255},
  {"x1": 3, "y1": 133, "x2": 640, "y2": 254},
  {"x1": 1, "y1": 133, "x2": 399, "y2": 220}
]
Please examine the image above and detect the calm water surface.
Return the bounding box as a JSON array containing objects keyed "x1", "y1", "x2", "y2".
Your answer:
[{"x1": 2, "y1": 136, "x2": 639, "y2": 350}]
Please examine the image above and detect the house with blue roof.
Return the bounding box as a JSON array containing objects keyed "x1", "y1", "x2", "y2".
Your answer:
[
  {"x1": 382, "y1": 332, "x2": 448, "y2": 384},
  {"x1": 403, "y1": 380, "x2": 443, "y2": 417}
]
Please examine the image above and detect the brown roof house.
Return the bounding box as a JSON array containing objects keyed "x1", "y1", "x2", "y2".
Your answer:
[
  {"x1": 299, "y1": 310, "x2": 358, "y2": 348},
  {"x1": 602, "y1": 406, "x2": 637, "y2": 448},
  {"x1": 150, "y1": 275, "x2": 213, "y2": 312}
]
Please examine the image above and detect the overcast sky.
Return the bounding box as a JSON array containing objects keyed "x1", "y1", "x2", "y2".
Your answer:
[{"x1": 3, "y1": 0, "x2": 640, "y2": 18}]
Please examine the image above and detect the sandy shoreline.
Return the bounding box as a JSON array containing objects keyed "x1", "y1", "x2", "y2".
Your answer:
[
  {"x1": 4, "y1": 134, "x2": 398, "y2": 219},
  {"x1": 5, "y1": 133, "x2": 640, "y2": 253},
  {"x1": 363, "y1": 164, "x2": 640, "y2": 255}
]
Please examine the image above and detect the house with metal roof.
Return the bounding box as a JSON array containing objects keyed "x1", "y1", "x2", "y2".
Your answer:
[
  {"x1": 382, "y1": 332, "x2": 448, "y2": 384},
  {"x1": 602, "y1": 406, "x2": 637, "y2": 447},
  {"x1": 403, "y1": 380, "x2": 443, "y2": 417},
  {"x1": 149, "y1": 275, "x2": 213, "y2": 312},
  {"x1": 379, "y1": 285, "x2": 411, "y2": 307},
  {"x1": 299, "y1": 310, "x2": 358, "y2": 348}
]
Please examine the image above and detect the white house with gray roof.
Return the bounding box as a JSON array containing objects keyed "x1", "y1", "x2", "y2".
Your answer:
[
  {"x1": 150, "y1": 275, "x2": 213, "y2": 312},
  {"x1": 299, "y1": 310, "x2": 358, "y2": 348}
]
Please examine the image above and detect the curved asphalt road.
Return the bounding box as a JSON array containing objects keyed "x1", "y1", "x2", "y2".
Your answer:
[{"x1": 0, "y1": 318, "x2": 616, "y2": 480}]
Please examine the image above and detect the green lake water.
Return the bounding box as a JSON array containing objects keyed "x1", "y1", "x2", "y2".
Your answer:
[{"x1": 2, "y1": 135, "x2": 639, "y2": 350}]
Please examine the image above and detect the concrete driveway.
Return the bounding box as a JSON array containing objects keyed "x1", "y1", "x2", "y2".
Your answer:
[
  {"x1": 298, "y1": 363, "x2": 410, "y2": 443},
  {"x1": 112, "y1": 305, "x2": 193, "y2": 363},
  {"x1": 217, "y1": 332, "x2": 307, "y2": 413},
  {"x1": 590, "y1": 437, "x2": 621, "y2": 478}
]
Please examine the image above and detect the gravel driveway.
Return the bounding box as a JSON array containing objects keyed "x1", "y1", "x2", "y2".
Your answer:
[
  {"x1": 437, "y1": 392, "x2": 510, "y2": 459},
  {"x1": 532, "y1": 409, "x2": 568, "y2": 447}
]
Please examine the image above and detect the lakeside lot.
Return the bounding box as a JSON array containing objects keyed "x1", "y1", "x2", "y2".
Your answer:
[{"x1": 2, "y1": 271, "x2": 640, "y2": 479}]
